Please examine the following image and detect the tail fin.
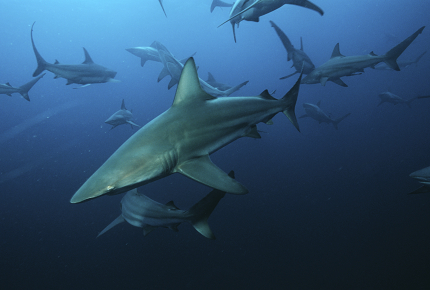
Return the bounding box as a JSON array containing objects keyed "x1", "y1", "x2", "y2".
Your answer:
[
  {"x1": 18, "y1": 73, "x2": 45, "y2": 101},
  {"x1": 270, "y1": 21, "x2": 294, "y2": 60},
  {"x1": 188, "y1": 171, "x2": 234, "y2": 239},
  {"x1": 282, "y1": 72, "x2": 303, "y2": 132},
  {"x1": 384, "y1": 26, "x2": 425, "y2": 71},
  {"x1": 298, "y1": 0, "x2": 324, "y2": 16},
  {"x1": 221, "y1": 80, "x2": 249, "y2": 96},
  {"x1": 332, "y1": 113, "x2": 351, "y2": 130},
  {"x1": 97, "y1": 215, "x2": 125, "y2": 237},
  {"x1": 31, "y1": 22, "x2": 48, "y2": 77}
]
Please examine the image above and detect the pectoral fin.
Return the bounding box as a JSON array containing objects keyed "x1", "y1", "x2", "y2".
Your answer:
[
  {"x1": 175, "y1": 155, "x2": 248, "y2": 194},
  {"x1": 320, "y1": 77, "x2": 329, "y2": 86},
  {"x1": 97, "y1": 215, "x2": 125, "y2": 238},
  {"x1": 126, "y1": 120, "x2": 141, "y2": 128}
]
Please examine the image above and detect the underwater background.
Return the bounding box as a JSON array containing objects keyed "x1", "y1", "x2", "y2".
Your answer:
[{"x1": 1, "y1": 0, "x2": 430, "y2": 289}]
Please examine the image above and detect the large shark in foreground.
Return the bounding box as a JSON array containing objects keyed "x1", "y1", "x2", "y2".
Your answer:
[
  {"x1": 270, "y1": 21, "x2": 315, "y2": 79},
  {"x1": 300, "y1": 101, "x2": 350, "y2": 130},
  {"x1": 220, "y1": 0, "x2": 324, "y2": 42},
  {"x1": 105, "y1": 99, "x2": 141, "y2": 130},
  {"x1": 0, "y1": 73, "x2": 45, "y2": 101},
  {"x1": 409, "y1": 166, "x2": 430, "y2": 194},
  {"x1": 98, "y1": 171, "x2": 235, "y2": 239},
  {"x1": 70, "y1": 57, "x2": 302, "y2": 203},
  {"x1": 31, "y1": 23, "x2": 118, "y2": 87},
  {"x1": 301, "y1": 26, "x2": 425, "y2": 87}
]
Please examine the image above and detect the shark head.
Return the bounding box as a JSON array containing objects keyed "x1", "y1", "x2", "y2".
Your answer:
[{"x1": 410, "y1": 166, "x2": 430, "y2": 182}]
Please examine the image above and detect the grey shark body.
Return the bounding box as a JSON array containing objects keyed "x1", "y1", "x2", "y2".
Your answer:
[
  {"x1": 126, "y1": 43, "x2": 160, "y2": 67},
  {"x1": 105, "y1": 99, "x2": 141, "y2": 130},
  {"x1": 155, "y1": 42, "x2": 248, "y2": 96},
  {"x1": 270, "y1": 21, "x2": 315, "y2": 79},
  {"x1": 375, "y1": 51, "x2": 427, "y2": 70},
  {"x1": 301, "y1": 26, "x2": 425, "y2": 87},
  {"x1": 221, "y1": 0, "x2": 323, "y2": 42},
  {"x1": 0, "y1": 73, "x2": 45, "y2": 101},
  {"x1": 377, "y1": 91, "x2": 417, "y2": 108},
  {"x1": 70, "y1": 57, "x2": 302, "y2": 203},
  {"x1": 300, "y1": 101, "x2": 350, "y2": 130},
  {"x1": 31, "y1": 23, "x2": 117, "y2": 86},
  {"x1": 211, "y1": 0, "x2": 233, "y2": 12},
  {"x1": 98, "y1": 171, "x2": 235, "y2": 239},
  {"x1": 409, "y1": 166, "x2": 430, "y2": 194}
]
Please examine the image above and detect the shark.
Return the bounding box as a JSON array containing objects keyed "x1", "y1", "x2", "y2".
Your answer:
[
  {"x1": 374, "y1": 51, "x2": 427, "y2": 70},
  {"x1": 70, "y1": 57, "x2": 302, "y2": 203},
  {"x1": 409, "y1": 166, "x2": 430, "y2": 194},
  {"x1": 270, "y1": 21, "x2": 315, "y2": 79},
  {"x1": 97, "y1": 170, "x2": 236, "y2": 239},
  {"x1": 158, "y1": 0, "x2": 167, "y2": 17},
  {"x1": 299, "y1": 101, "x2": 350, "y2": 130},
  {"x1": 219, "y1": 0, "x2": 324, "y2": 42},
  {"x1": 105, "y1": 99, "x2": 141, "y2": 130},
  {"x1": 31, "y1": 22, "x2": 118, "y2": 87},
  {"x1": 301, "y1": 26, "x2": 426, "y2": 87},
  {"x1": 211, "y1": 0, "x2": 233, "y2": 13},
  {"x1": 377, "y1": 91, "x2": 418, "y2": 108},
  {"x1": 0, "y1": 73, "x2": 45, "y2": 101},
  {"x1": 205, "y1": 72, "x2": 246, "y2": 91},
  {"x1": 155, "y1": 42, "x2": 249, "y2": 96}
]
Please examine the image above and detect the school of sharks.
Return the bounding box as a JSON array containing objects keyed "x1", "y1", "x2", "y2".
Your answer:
[{"x1": 1, "y1": 0, "x2": 429, "y2": 241}]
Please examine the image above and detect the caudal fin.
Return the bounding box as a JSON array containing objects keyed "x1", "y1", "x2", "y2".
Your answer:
[
  {"x1": 18, "y1": 73, "x2": 45, "y2": 101},
  {"x1": 270, "y1": 21, "x2": 294, "y2": 59},
  {"x1": 282, "y1": 72, "x2": 303, "y2": 132},
  {"x1": 97, "y1": 215, "x2": 125, "y2": 237},
  {"x1": 188, "y1": 171, "x2": 234, "y2": 239},
  {"x1": 332, "y1": 113, "x2": 351, "y2": 130},
  {"x1": 384, "y1": 26, "x2": 425, "y2": 71},
  {"x1": 31, "y1": 22, "x2": 48, "y2": 77}
]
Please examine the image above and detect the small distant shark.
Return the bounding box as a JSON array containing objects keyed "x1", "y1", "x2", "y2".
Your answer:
[
  {"x1": 0, "y1": 73, "x2": 45, "y2": 101},
  {"x1": 270, "y1": 21, "x2": 315, "y2": 79},
  {"x1": 105, "y1": 99, "x2": 140, "y2": 130},
  {"x1": 97, "y1": 170, "x2": 235, "y2": 239},
  {"x1": 300, "y1": 101, "x2": 350, "y2": 130},
  {"x1": 374, "y1": 51, "x2": 427, "y2": 70},
  {"x1": 211, "y1": 0, "x2": 233, "y2": 12},
  {"x1": 409, "y1": 166, "x2": 430, "y2": 194},
  {"x1": 205, "y1": 72, "x2": 242, "y2": 91},
  {"x1": 155, "y1": 42, "x2": 248, "y2": 96},
  {"x1": 219, "y1": 0, "x2": 324, "y2": 42},
  {"x1": 70, "y1": 57, "x2": 302, "y2": 203},
  {"x1": 31, "y1": 22, "x2": 118, "y2": 87},
  {"x1": 126, "y1": 42, "x2": 195, "y2": 68},
  {"x1": 301, "y1": 26, "x2": 425, "y2": 87},
  {"x1": 377, "y1": 91, "x2": 418, "y2": 108}
]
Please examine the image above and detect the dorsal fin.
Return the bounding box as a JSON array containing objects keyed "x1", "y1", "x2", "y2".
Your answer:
[
  {"x1": 5, "y1": 82, "x2": 12, "y2": 87},
  {"x1": 300, "y1": 37, "x2": 304, "y2": 51},
  {"x1": 54, "y1": 59, "x2": 60, "y2": 64},
  {"x1": 330, "y1": 43, "x2": 344, "y2": 58},
  {"x1": 207, "y1": 72, "x2": 216, "y2": 82},
  {"x1": 165, "y1": 201, "x2": 180, "y2": 210},
  {"x1": 172, "y1": 58, "x2": 215, "y2": 107},
  {"x1": 121, "y1": 99, "x2": 126, "y2": 110},
  {"x1": 317, "y1": 100, "x2": 321, "y2": 106},
  {"x1": 369, "y1": 51, "x2": 377, "y2": 56},
  {"x1": 149, "y1": 41, "x2": 157, "y2": 48},
  {"x1": 82, "y1": 48, "x2": 94, "y2": 64},
  {"x1": 259, "y1": 90, "x2": 276, "y2": 100}
]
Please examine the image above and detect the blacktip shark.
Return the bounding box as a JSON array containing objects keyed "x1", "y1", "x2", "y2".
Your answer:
[
  {"x1": 105, "y1": 99, "x2": 141, "y2": 130},
  {"x1": 97, "y1": 171, "x2": 235, "y2": 239},
  {"x1": 377, "y1": 91, "x2": 418, "y2": 108},
  {"x1": 301, "y1": 26, "x2": 426, "y2": 87},
  {"x1": 270, "y1": 21, "x2": 315, "y2": 80},
  {"x1": 211, "y1": 0, "x2": 233, "y2": 13},
  {"x1": 300, "y1": 101, "x2": 350, "y2": 130},
  {"x1": 205, "y1": 72, "x2": 233, "y2": 91},
  {"x1": 375, "y1": 51, "x2": 427, "y2": 70},
  {"x1": 0, "y1": 73, "x2": 45, "y2": 101},
  {"x1": 409, "y1": 166, "x2": 430, "y2": 194},
  {"x1": 31, "y1": 22, "x2": 118, "y2": 87},
  {"x1": 219, "y1": 0, "x2": 323, "y2": 42},
  {"x1": 155, "y1": 42, "x2": 249, "y2": 96},
  {"x1": 70, "y1": 57, "x2": 302, "y2": 203}
]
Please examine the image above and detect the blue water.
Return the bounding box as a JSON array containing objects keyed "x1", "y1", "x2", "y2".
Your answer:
[{"x1": 1, "y1": 1, "x2": 430, "y2": 289}]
